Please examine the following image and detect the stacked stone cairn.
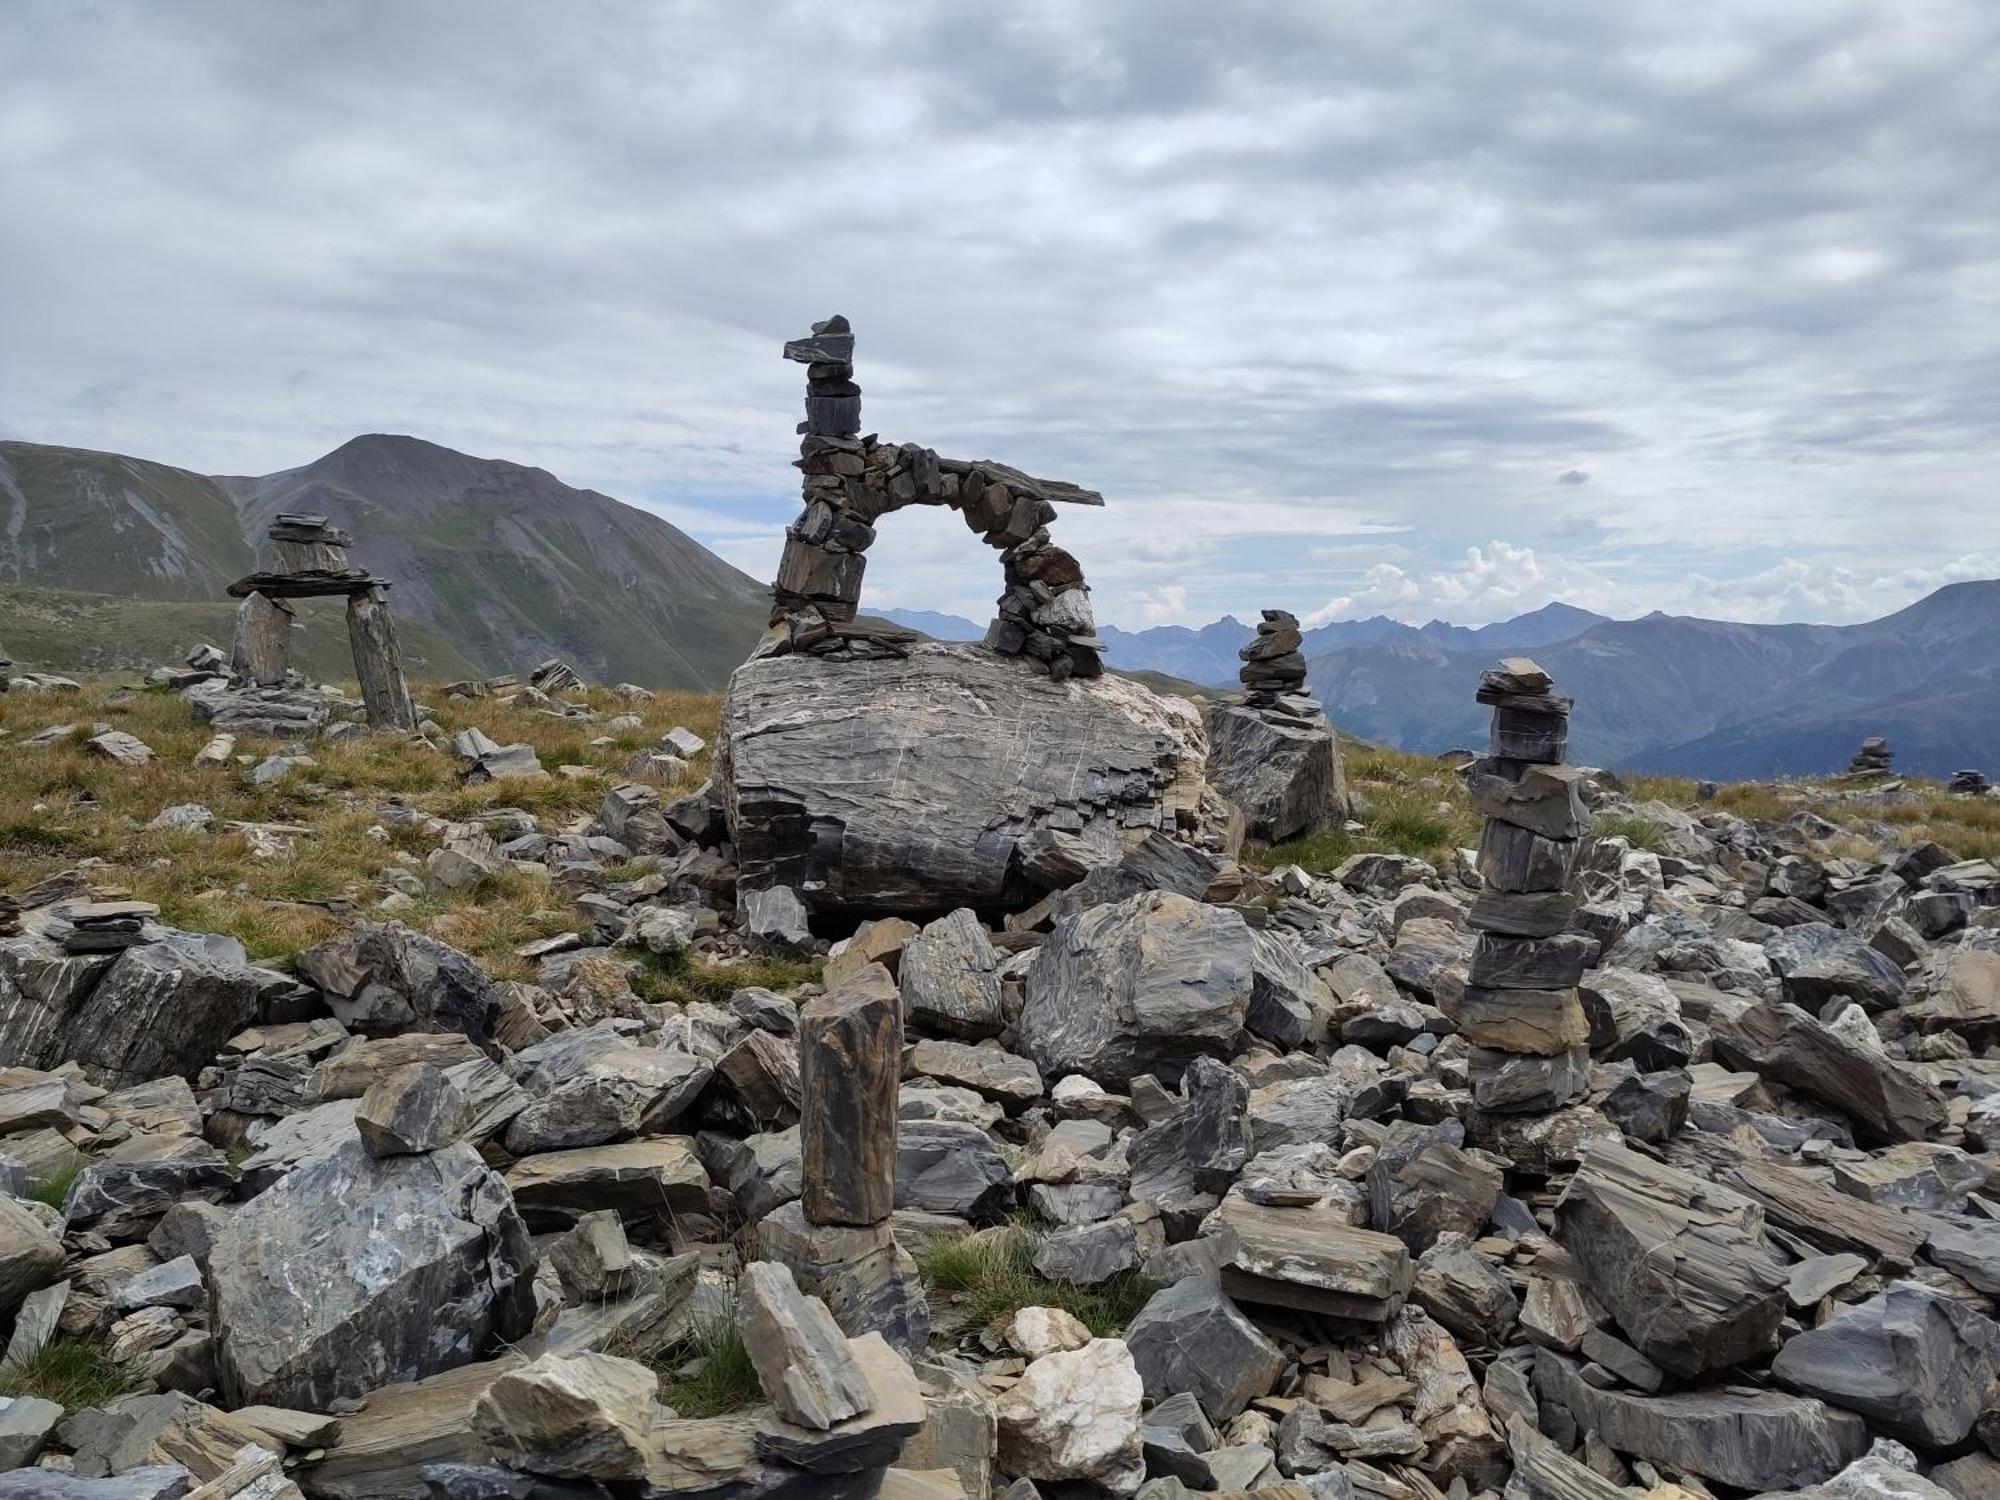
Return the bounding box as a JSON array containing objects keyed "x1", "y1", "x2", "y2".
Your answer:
[
  {"x1": 1204, "y1": 609, "x2": 1347, "y2": 844},
  {"x1": 1947, "y1": 767, "x2": 1991, "y2": 794},
  {"x1": 766, "y1": 314, "x2": 1107, "y2": 679},
  {"x1": 1460, "y1": 656, "x2": 1596, "y2": 1113},
  {"x1": 1849, "y1": 734, "x2": 1895, "y2": 775},
  {"x1": 225, "y1": 513, "x2": 417, "y2": 731}
]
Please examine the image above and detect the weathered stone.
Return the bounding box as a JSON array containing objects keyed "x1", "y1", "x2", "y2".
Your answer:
[
  {"x1": 1535, "y1": 1348, "x2": 1866, "y2": 1491},
  {"x1": 61, "y1": 1159, "x2": 232, "y2": 1240},
  {"x1": 1033, "y1": 1218, "x2": 1141, "y2": 1286},
  {"x1": 1464, "y1": 761, "x2": 1591, "y2": 840},
  {"x1": 754, "y1": 1200, "x2": 931, "y2": 1358},
  {"x1": 355, "y1": 1063, "x2": 465, "y2": 1157},
  {"x1": 711, "y1": 1028, "x2": 802, "y2": 1130},
  {"x1": 900, "y1": 909, "x2": 1004, "y2": 1039},
  {"x1": 1477, "y1": 821, "x2": 1576, "y2": 893},
  {"x1": 1124, "y1": 1276, "x2": 1283, "y2": 1424},
  {"x1": 1554, "y1": 1142, "x2": 1786, "y2": 1378},
  {"x1": 736, "y1": 1261, "x2": 873, "y2": 1431},
  {"x1": 296, "y1": 923, "x2": 499, "y2": 1043},
  {"x1": 800, "y1": 962, "x2": 902, "y2": 1227},
  {"x1": 1205, "y1": 703, "x2": 1344, "y2": 844},
  {"x1": 211, "y1": 1139, "x2": 533, "y2": 1409},
  {"x1": 1772, "y1": 1281, "x2": 2000, "y2": 1447},
  {"x1": 0, "y1": 1393, "x2": 62, "y2": 1470},
  {"x1": 1368, "y1": 1123, "x2": 1502, "y2": 1254},
  {"x1": 1414, "y1": 1239, "x2": 1518, "y2": 1345},
  {"x1": 896, "y1": 1120, "x2": 1011, "y2": 1220},
  {"x1": 0, "y1": 1197, "x2": 63, "y2": 1317},
  {"x1": 1710, "y1": 1001, "x2": 1948, "y2": 1144},
  {"x1": 752, "y1": 1331, "x2": 925, "y2": 1477},
  {"x1": 1468, "y1": 934, "x2": 1595, "y2": 991},
  {"x1": 547, "y1": 1212, "x2": 634, "y2": 1304},
  {"x1": 742, "y1": 885, "x2": 813, "y2": 954},
  {"x1": 1469, "y1": 1044, "x2": 1590, "y2": 1113},
  {"x1": 502, "y1": 1139, "x2": 708, "y2": 1230},
  {"x1": 63, "y1": 933, "x2": 274, "y2": 1086},
  {"x1": 1453, "y1": 986, "x2": 1589, "y2": 1055},
  {"x1": 1246, "y1": 927, "x2": 1334, "y2": 1050},
  {"x1": 232, "y1": 591, "x2": 293, "y2": 687},
  {"x1": 1212, "y1": 1193, "x2": 1412, "y2": 1320},
  {"x1": 1467, "y1": 888, "x2": 1579, "y2": 938},
  {"x1": 719, "y1": 644, "x2": 1206, "y2": 916},
  {"x1": 995, "y1": 1339, "x2": 1145, "y2": 1496},
  {"x1": 472, "y1": 1351, "x2": 658, "y2": 1481},
  {"x1": 0, "y1": 1466, "x2": 195, "y2": 1498},
  {"x1": 114, "y1": 1256, "x2": 204, "y2": 1312},
  {"x1": 1017, "y1": 891, "x2": 1253, "y2": 1088},
  {"x1": 309, "y1": 1356, "x2": 522, "y2": 1500},
  {"x1": 1766, "y1": 923, "x2": 1908, "y2": 1011},
  {"x1": 907, "y1": 1039, "x2": 1042, "y2": 1110}
]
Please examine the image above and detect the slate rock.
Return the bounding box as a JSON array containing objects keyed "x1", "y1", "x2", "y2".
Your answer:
[
  {"x1": 900, "y1": 908, "x2": 1005, "y2": 1039},
  {"x1": 1125, "y1": 1277, "x2": 1284, "y2": 1424},
  {"x1": 1017, "y1": 891, "x2": 1253, "y2": 1089},
  {"x1": 1205, "y1": 702, "x2": 1345, "y2": 845},
  {"x1": 895, "y1": 1120, "x2": 1012, "y2": 1221},
  {"x1": 1772, "y1": 1281, "x2": 2000, "y2": 1447},
  {"x1": 1766, "y1": 923, "x2": 1909, "y2": 1010},
  {"x1": 472, "y1": 1351, "x2": 659, "y2": 1481},
  {"x1": 800, "y1": 962, "x2": 902, "y2": 1227},
  {"x1": 1710, "y1": 1001, "x2": 1948, "y2": 1144},
  {"x1": 297, "y1": 922, "x2": 500, "y2": 1042},
  {"x1": 355, "y1": 1063, "x2": 466, "y2": 1157},
  {"x1": 212, "y1": 1139, "x2": 535, "y2": 1408},
  {"x1": 737, "y1": 1261, "x2": 873, "y2": 1431}
]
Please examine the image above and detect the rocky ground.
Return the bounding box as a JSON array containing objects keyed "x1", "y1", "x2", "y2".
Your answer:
[{"x1": 0, "y1": 665, "x2": 1998, "y2": 1499}]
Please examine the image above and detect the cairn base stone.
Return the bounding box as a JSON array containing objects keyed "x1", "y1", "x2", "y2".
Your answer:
[{"x1": 1205, "y1": 702, "x2": 1345, "y2": 844}]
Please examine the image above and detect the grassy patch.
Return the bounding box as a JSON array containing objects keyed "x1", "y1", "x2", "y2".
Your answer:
[
  {"x1": 1591, "y1": 813, "x2": 1667, "y2": 853},
  {"x1": 916, "y1": 1225, "x2": 1155, "y2": 1340},
  {"x1": 25, "y1": 1157, "x2": 86, "y2": 1211},
  {"x1": 0, "y1": 1340, "x2": 136, "y2": 1412},
  {"x1": 634, "y1": 950, "x2": 821, "y2": 1007},
  {"x1": 1252, "y1": 742, "x2": 1480, "y2": 874},
  {"x1": 653, "y1": 1310, "x2": 764, "y2": 1418},
  {"x1": 0, "y1": 820, "x2": 103, "y2": 857}
]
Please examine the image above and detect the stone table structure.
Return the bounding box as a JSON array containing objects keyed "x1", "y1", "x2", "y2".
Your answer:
[{"x1": 226, "y1": 513, "x2": 417, "y2": 731}]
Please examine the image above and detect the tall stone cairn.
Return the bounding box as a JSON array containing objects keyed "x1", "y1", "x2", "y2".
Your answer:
[
  {"x1": 1461, "y1": 657, "x2": 1595, "y2": 1115},
  {"x1": 766, "y1": 314, "x2": 1106, "y2": 677}
]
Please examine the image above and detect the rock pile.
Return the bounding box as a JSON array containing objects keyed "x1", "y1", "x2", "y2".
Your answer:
[
  {"x1": 1949, "y1": 769, "x2": 1991, "y2": 795},
  {"x1": 1459, "y1": 657, "x2": 1594, "y2": 1115},
  {"x1": 765, "y1": 315, "x2": 1107, "y2": 679},
  {"x1": 1207, "y1": 608, "x2": 1347, "y2": 845},
  {"x1": 1850, "y1": 735, "x2": 1896, "y2": 775},
  {"x1": 223, "y1": 513, "x2": 417, "y2": 732}
]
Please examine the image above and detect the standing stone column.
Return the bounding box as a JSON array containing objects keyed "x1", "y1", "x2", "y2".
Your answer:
[
  {"x1": 346, "y1": 585, "x2": 418, "y2": 732},
  {"x1": 1460, "y1": 657, "x2": 1594, "y2": 1114},
  {"x1": 798, "y1": 962, "x2": 902, "y2": 1226},
  {"x1": 232, "y1": 592, "x2": 295, "y2": 687}
]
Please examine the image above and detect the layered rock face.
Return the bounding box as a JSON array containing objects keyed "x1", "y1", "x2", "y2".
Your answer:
[{"x1": 717, "y1": 642, "x2": 1207, "y2": 916}]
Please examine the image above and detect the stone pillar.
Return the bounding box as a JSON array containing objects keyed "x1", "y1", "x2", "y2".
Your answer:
[
  {"x1": 798, "y1": 961, "x2": 901, "y2": 1227},
  {"x1": 232, "y1": 591, "x2": 294, "y2": 686},
  {"x1": 1460, "y1": 657, "x2": 1593, "y2": 1114},
  {"x1": 346, "y1": 585, "x2": 417, "y2": 731}
]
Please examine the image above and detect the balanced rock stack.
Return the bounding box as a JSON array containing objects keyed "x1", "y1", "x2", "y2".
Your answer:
[
  {"x1": 225, "y1": 513, "x2": 418, "y2": 731},
  {"x1": 1205, "y1": 608, "x2": 1346, "y2": 844},
  {"x1": 1460, "y1": 657, "x2": 1596, "y2": 1114},
  {"x1": 765, "y1": 314, "x2": 1107, "y2": 678},
  {"x1": 1848, "y1": 735, "x2": 1894, "y2": 775}
]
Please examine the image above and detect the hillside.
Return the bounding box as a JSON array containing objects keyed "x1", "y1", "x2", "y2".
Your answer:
[
  {"x1": 0, "y1": 436, "x2": 772, "y2": 689},
  {"x1": 1308, "y1": 581, "x2": 2000, "y2": 777}
]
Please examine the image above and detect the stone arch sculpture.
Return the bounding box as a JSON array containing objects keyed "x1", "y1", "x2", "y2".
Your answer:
[{"x1": 761, "y1": 314, "x2": 1107, "y2": 679}]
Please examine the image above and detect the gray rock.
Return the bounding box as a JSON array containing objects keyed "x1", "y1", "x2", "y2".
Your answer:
[
  {"x1": 737, "y1": 1261, "x2": 874, "y2": 1431},
  {"x1": 1766, "y1": 923, "x2": 1909, "y2": 1010},
  {"x1": 1369, "y1": 1122, "x2": 1502, "y2": 1253},
  {"x1": 503, "y1": 1139, "x2": 709, "y2": 1230},
  {"x1": 63, "y1": 932, "x2": 274, "y2": 1086},
  {"x1": 471, "y1": 1351, "x2": 658, "y2": 1481},
  {"x1": 754, "y1": 1200, "x2": 931, "y2": 1359},
  {"x1": 1555, "y1": 1141, "x2": 1785, "y2": 1378},
  {"x1": 800, "y1": 962, "x2": 902, "y2": 1227},
  {"x1": 212, "y1": 1139, "x2": 534, "y2": 1408},
  {"x1": 547, "y1": 1212, "x2": 634, "y2": 1304},
  {"x1": 743, "y1": 886, "x2": 813, "y2": 954},
  {"x1": 355, "y1": 1062, "x2": 466, "y2": 1156},
  {"x1": 1246, "y1": 926, "x2": 1333, "y2": 1050},
  {"x1": 0, "y1": 1468, "x2": 192, "y2": 1499},
  {"x1": 1017, "y1": 891, "x2": 1254, "y2": 1088},
  {"x1": 1205, "y1": 701, "x2": 1345, "y2": 844},
  {"x1": 0, "y1": 1394, "x2": 63, "y2": 1469},
  {"x1": 1772, "y1": 1281, "x2": 2000, "y2": 1447},
  {"x1": 61, "y1": 1160, "x2": 232, "y2": 1240},
  {"x1": 1710, "y1": 1001, "x2": 1948, "y2": 1144},
  {"x1": 296, "y1": 922, "x2": 499, "y2": 1042},
  {"x1": 900, "y1": 909, "x2": 1004, "y2": 1038},
  {"x1": 113, "y1": 1255, "x2": 203, "y2": 1312},
  {"x1": 895, "y1": 1121, "x2": 1012, "y2": 1221},
  {"x1": 0, "y1": 1198, "x2": 63, "y2": 1317},
  {"x1": 1033, "y1": 1218, "x2": 1141, "y2": 1286},
  {"x1": 1535, "y1": 1348, "x2": 1866, "y2": 1491},
  {"x1": 718, "y1": 644, "x2": 1207, "y2": 916},
  {"x1": 1125, "y1": 1277, "x2": 1284, "y2": 1423},
  {"x1": 907, "y1": 1039, "x2": 1042, "y2": 1110}
]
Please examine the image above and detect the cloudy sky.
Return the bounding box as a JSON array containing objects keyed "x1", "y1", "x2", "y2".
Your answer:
[{"x1": 4, "y1": 2, "x2": 1997, "y2": 631}]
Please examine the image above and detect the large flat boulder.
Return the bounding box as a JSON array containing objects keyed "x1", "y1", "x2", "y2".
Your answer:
[
  {"x1": 211, "y1": 1139, "x2": 534, "y2": 1409},
  {"x1": 716, "y1": 644, "x2": 1206, "y2": 916}
]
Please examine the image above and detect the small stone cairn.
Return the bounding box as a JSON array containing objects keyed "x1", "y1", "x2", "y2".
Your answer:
[
  {"x1": 1848, "y1": 735, "x2": 1894, "y2": 775},
  {"x1": 766, "y1": 314, "x2": 1107, "y2": 679},
  {"x1": 226, "y1": 513, "x2": 418, "y2": 731},
  {"x1": 1947, "y1": 768, "x2": 1990, "y2": 795},
  {"x1": 1460, "y1": 657, "x2": 1595, "y2": 1114},
  {"x1": 1237, "y1": 608, "x2": 1315, "y2": 718}
]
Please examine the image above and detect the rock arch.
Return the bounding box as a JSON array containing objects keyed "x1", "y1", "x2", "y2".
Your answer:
[{"x1": 762, "y1": 314, "x2": 1107, "y2": 680}]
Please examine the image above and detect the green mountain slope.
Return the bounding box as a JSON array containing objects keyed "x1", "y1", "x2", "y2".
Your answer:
[{"x1": 0, "y1": 435, "x2": 772, "y2": 690}]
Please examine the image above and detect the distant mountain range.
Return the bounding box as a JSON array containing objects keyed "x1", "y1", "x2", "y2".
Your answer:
[
  {"x1": 5, "y1": 434, "x2": 1992, "y2": 779},
  {"x1": 0, "y1": 435, "x2": 770, "y2": 688}
]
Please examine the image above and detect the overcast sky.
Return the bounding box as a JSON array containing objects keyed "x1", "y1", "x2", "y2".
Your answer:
[{"x1": 4, "y1": 2, "x2": 1997, "y2": 630}]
